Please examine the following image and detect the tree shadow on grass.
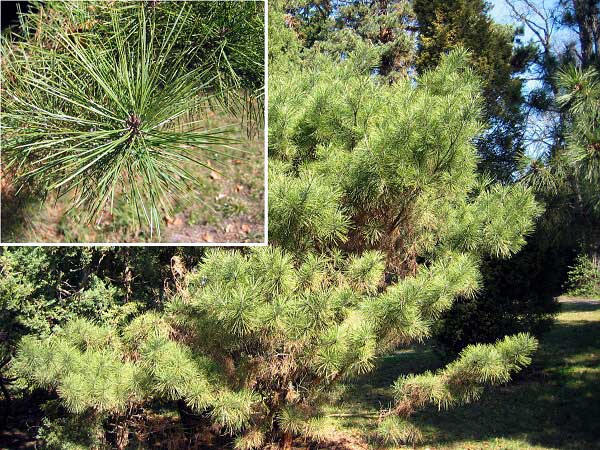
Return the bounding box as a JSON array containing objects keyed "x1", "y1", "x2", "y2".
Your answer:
[
  {"x1": 560, "y1": 300, "x2": 600, "y2": 313},
  {"x1": 345, "y1": 302, "x2": 600, "y2": 449}
]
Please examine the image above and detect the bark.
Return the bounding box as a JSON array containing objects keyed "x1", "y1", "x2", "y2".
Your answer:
[
  {"x1": 280, "y1": 430, "x2": 293, "y2": 450},
  {"x1": 585, "y1": 225, "x2": 600, "y2": 273},
  {"x1": 378, "y1": 0, "x2": 395, "y2": 76},
  {"x1": 115, "y1": 423, "x2": 129, "y2": 450},
  {"x1": 0, "y1": 378, "x2": 11, "y2": 405},
  {"x1": 573, "y1": 0, "x2": 600, "y2": 67}
]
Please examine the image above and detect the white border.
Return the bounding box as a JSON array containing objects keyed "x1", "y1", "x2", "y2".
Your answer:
[{"x1": 0, "y1": 0, "x2": 268, "y2": 247}]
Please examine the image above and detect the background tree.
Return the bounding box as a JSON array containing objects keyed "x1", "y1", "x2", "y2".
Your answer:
[
  {"x1": 435, "y1": 0, "x2": 600, "y2": 353},
  {"x1": 414, "y1": 0, "x2": 536, "y2": 180},
  {"x1": 506, "y1": 0, "x2": 599, "y2": 281},
  {"x1": 285, "y1": 0, "x2": 417, "y2": 77}
]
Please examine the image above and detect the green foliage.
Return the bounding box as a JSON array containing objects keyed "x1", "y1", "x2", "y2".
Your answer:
[
  {"x1": 564, "y1": 253, "x2": 600, "y2": 298},
  {"x1": 556, "y1": 66, "x2": 600, "y2": 193},
  {"x1": 434, "y1": 241, "x2": 562, "y2": 355},
  {"x1": 269, "y1": 0, "x2": 301, "y2": 64},
  {"x1": 268, "y1": 161, "x2": 349, "y2": 252},
  {"x1": 414, "y1": 0, "x2": 534, "y2": 181},
  {"x1": 37, "y1": 409, "x2": 107, "y2": 450},
  {"x1": 1, "y1": 1, "x2": 263, "y2": 235},
  {"x1": 269, "y1": 45, "x2": 541, "y2": 272},
  {"x1": 376, "y1": 416, "x2": 423, "y2": 446},
  {"x1": 393, "y1": 333, "x2": 537, "y2": 412},
  {"x1": 0, "y1": 248, "x2": 120, "y2": 346},
  {"x1": 521, "y1": 66, "x2": 600, "y2": 266},
  {"x1": 286, "y1": 0, "x2": 416, "y2": 77},
  {"x1": 11, "y1": 321, "x2": 136, "y2": 414},
  {"x1": 10, "y1": 313, "x2": 256, "y2": 436}
]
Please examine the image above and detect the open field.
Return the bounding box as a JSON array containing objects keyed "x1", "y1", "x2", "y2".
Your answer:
[{"x1": 331, "y1": 297, "x2": 600, "y2": 449}]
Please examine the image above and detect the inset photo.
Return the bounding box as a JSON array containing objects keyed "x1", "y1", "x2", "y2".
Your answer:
[{"x1": 0, "y1": 0, "x2": 265, "y2": 244}]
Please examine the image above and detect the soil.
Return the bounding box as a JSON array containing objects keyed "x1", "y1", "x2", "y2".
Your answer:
[{"x1": 1, "y1": 130, "x2": 265, "y2": 244}]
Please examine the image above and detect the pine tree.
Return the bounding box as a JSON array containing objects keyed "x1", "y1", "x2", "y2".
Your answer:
[
  {"x1": 505, "y1": 0, "x2": 599, "y2": 290},
  {"x1": 286, "y1": 0, "x2": 416, "y2": 77},
  {"x1": 431, "y1": 0, "x2": 600, "y2": 358},
  {"x1": 11, "y1": 247, "x2": 538, "y2": 449},
  {"x1": 522, "y1": 66, "x2": 600, "y2": 274},
  {"x1": 269, "y1": 46, "x2": 541, "y2": 273},
  {"x1": 414, "y1": 0, "x2": 535, "y2": 181},
  {"x1": 7, "y1": 4, "x2": 546, "y2": 449}
]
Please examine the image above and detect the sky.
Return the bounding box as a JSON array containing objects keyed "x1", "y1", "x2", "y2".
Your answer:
[
  {"x1": 490, "y1": 0, "x2": 518, "y2": 23},
  {"x1": 487, "y1": 0, "x2": 568, "y2": 157},
  {"x1": 488, "y1": 0, "x2": 578, "y2": 52}
]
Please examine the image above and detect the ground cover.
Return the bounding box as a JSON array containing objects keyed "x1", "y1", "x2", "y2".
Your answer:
[{"x1": 331, "y1": 297, "x2": 600, "y2": 449}]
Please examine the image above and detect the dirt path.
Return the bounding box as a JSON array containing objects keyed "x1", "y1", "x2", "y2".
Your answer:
[{"x1": 557, "y1": 295, "x2": 600, "y2": 305}]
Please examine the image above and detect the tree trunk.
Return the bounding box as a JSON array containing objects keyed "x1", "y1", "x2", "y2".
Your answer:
[
  {"x1": 0, "y1": 356, "x2": 11, "y2": 405},
  {"x1": 573, "y1": 0, "x2": 600, "y2": 67},
  {"x1": 115, "y1": 423, "x2": 129, "y2": 450},
  {"x1": 280, "y1": 430, "x2": 293, "y2": 450},
  {"x1": 586, "y1": 226, "x2": 600, "y2": 274},
  {"x1": 0, "y1": 379, "x2": 11, "y2": 405}
]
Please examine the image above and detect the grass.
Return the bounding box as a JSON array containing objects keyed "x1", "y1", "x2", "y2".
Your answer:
[{"x1": 332, "y1": 297, "x2": 600, "y2": 449}]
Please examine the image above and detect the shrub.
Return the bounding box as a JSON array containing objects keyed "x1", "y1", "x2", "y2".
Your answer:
[
  {"x1": 11, "y1": 249, "x2": 538, "y2": 448},
  {"x1": 434, "y1": 240, "x2": 564, "y2": 355},
  {"x1": 564, "y1": 253, "x2": 600, "y2": 298}
]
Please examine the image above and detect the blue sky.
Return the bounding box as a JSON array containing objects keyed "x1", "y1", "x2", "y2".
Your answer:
[
  {"x1": 489, "y1": 0, "x2": 547, "y2": 45},
  {"x1": 486, "y1": 0, "x2": 564, "y2": 157},
  {"x1": 489, "y1": 0, "x2": 516, "y2": 23},
  {"x1": 488, "y1": 0, "x2": 577, "y2": 51}
]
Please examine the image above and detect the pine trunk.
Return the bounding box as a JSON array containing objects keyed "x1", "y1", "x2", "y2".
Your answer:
[
  {"x1": 573, "y1": 0, "x2": 600, "y2": 67},
  {"x1": 586, "y1": 227, "x2": 600, "y2": 275},
  {"x1": 280, "y1": 431, "x2": 293, "y2": 450}
]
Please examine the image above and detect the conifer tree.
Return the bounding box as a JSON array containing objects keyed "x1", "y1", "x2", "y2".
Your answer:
[
  {"x1": 11, "y1": 247, "x2": 538, "y2": 448},
  {"x1": 523, "y1": 66, "x2": 600, "y2": 272},
  {"x1": 414, "y1": 0, "x2": 535, "y2": 180},
  {"x1": 7, "y1": 4, "x2": 546, "y2": 449},
  {"x1": 286, "y1": 0, "x2": 416, "y2": 77},
  {"x1": 269, "y1": 47, "x2": 541, "y2": 273}
]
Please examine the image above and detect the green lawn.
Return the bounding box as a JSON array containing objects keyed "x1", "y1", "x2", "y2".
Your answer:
[{"x1": 334, "y1": 298, "x2": 600, "y2": 449}]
